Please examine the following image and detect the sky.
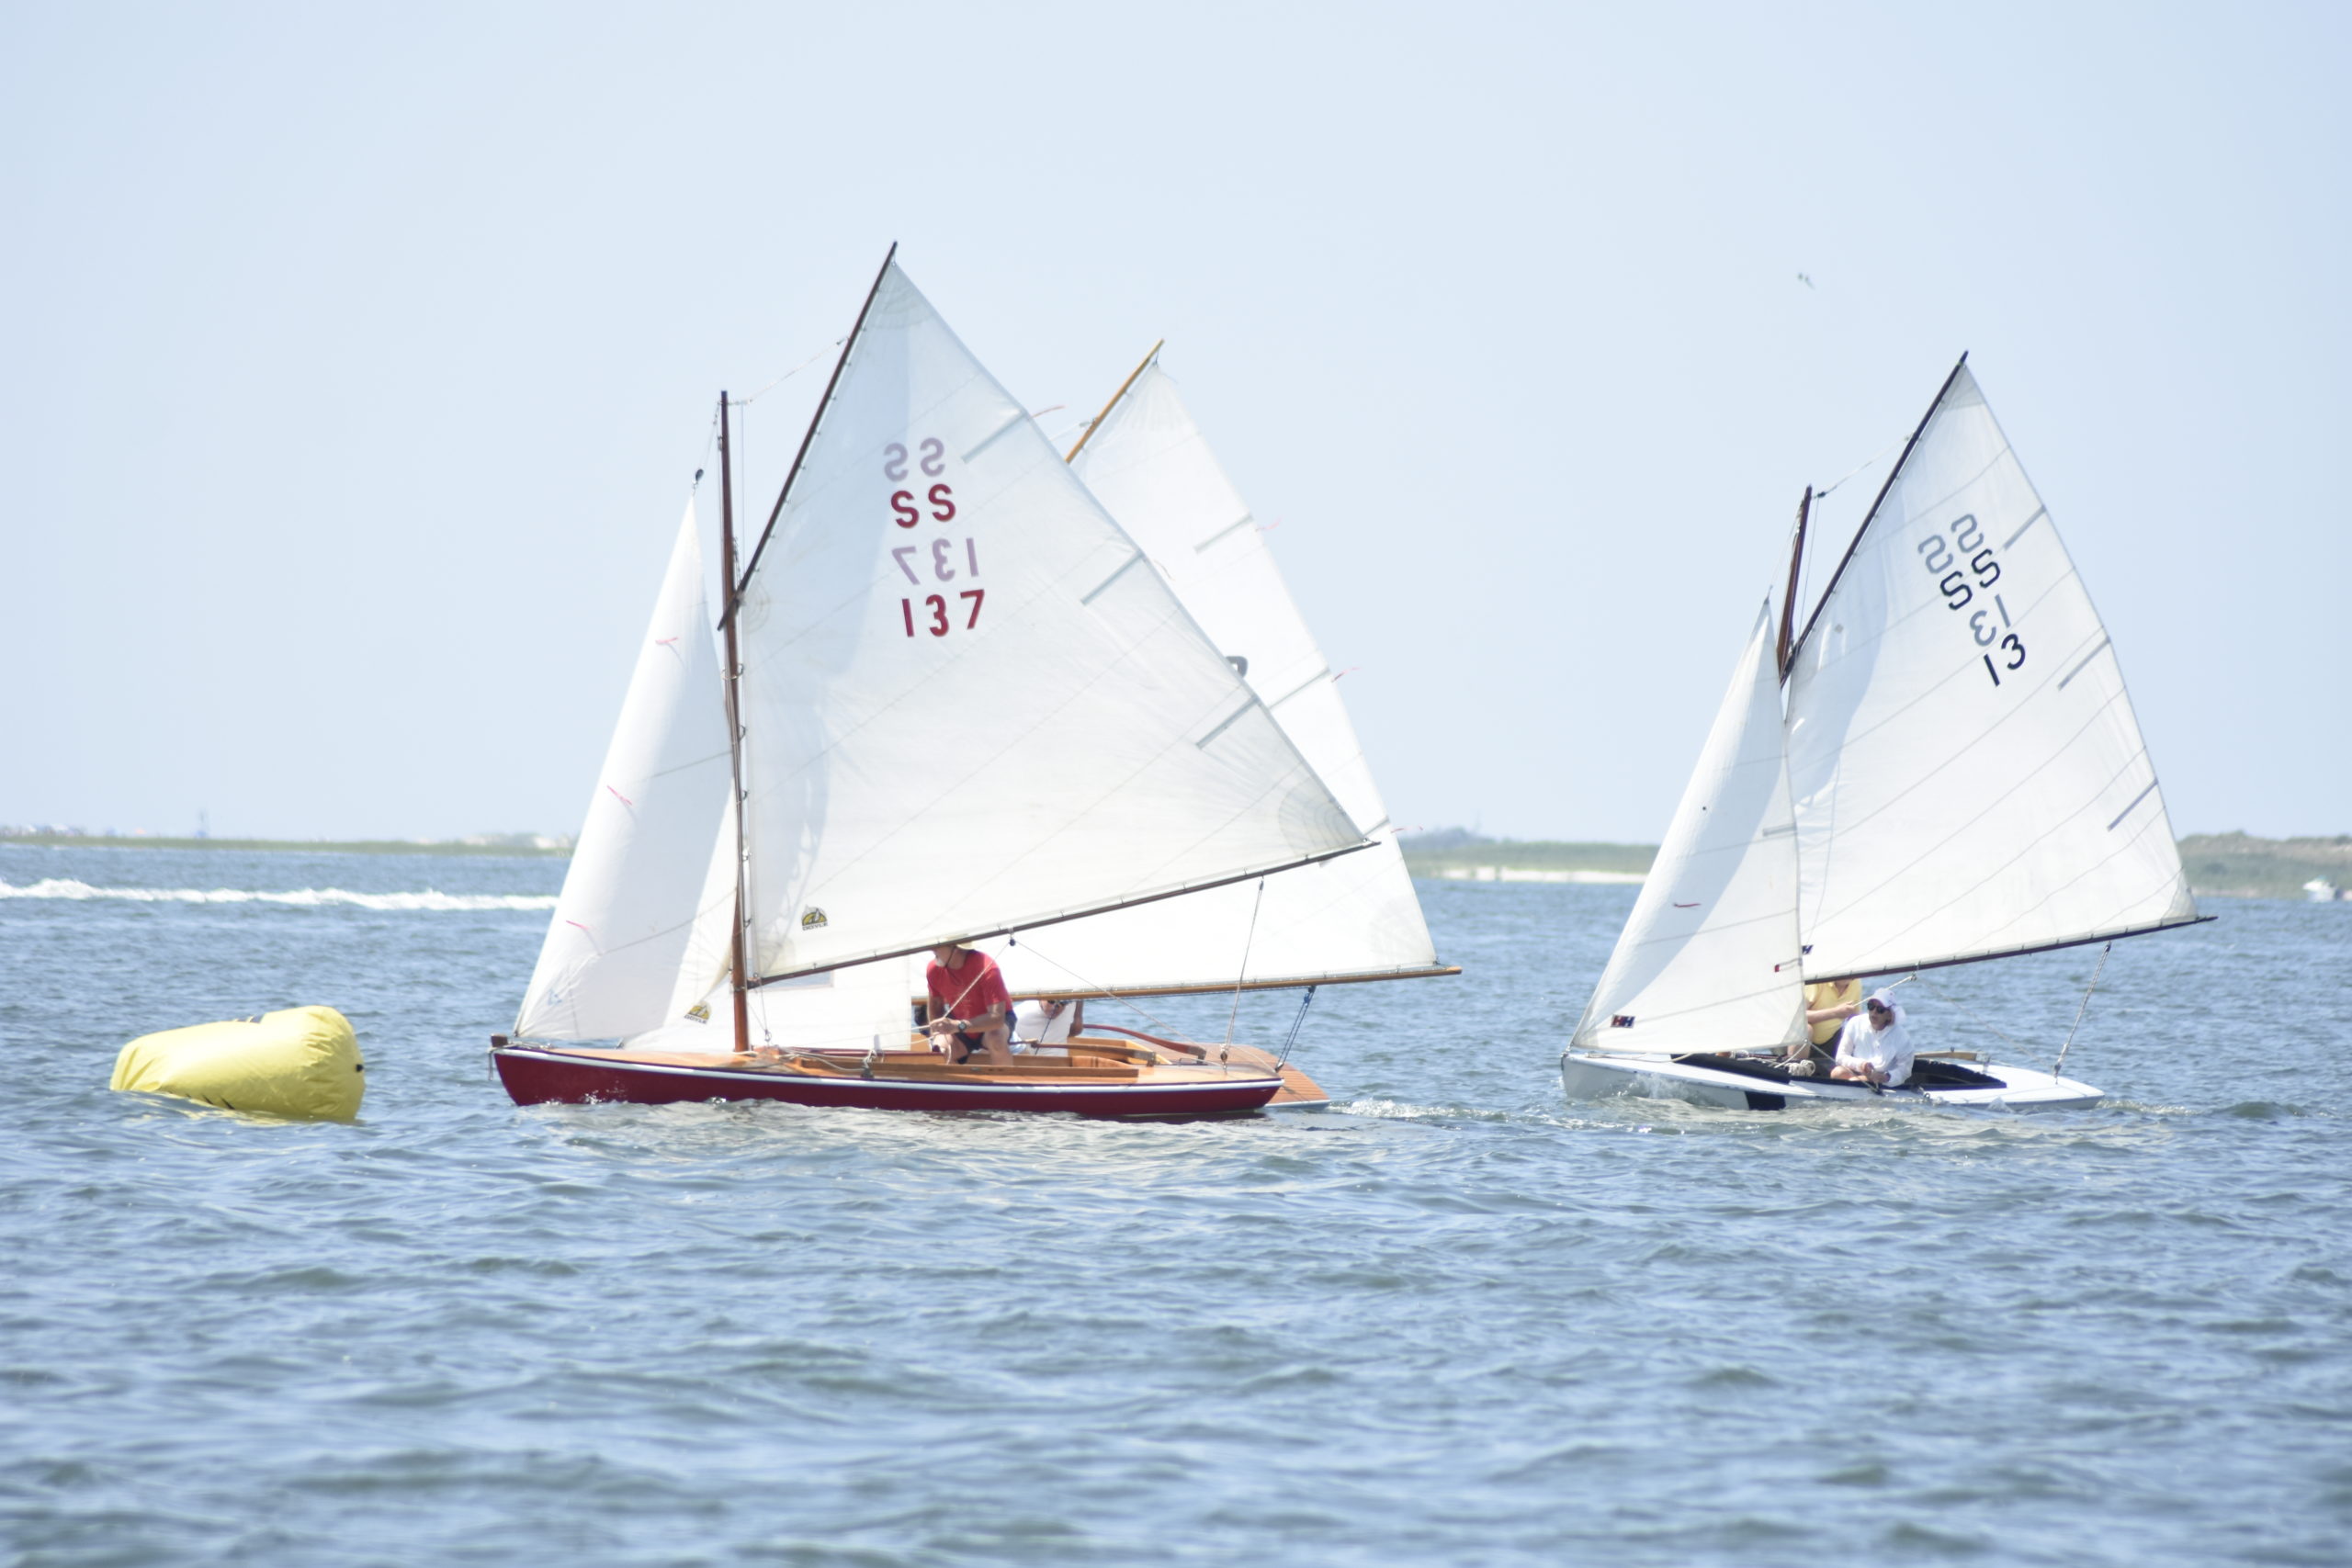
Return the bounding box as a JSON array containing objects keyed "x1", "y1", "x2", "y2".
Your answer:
[{"x1": 4, "y1": 2, "x2": 2345, "y2": 844}]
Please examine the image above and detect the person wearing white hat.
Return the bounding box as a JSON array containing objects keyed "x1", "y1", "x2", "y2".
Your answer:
[{"x1": 1829, "y1": 989, "x2": 1915, "y2": 1088}]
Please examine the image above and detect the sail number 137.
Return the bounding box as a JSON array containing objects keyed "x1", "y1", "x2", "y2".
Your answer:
[{"x1": 887, "y1": 437, "x2": 984, "y2": 637}]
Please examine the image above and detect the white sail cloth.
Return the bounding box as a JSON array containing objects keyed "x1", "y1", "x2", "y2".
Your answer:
[
  {"x1": 1571, "y1": 605, "x2": 1805, "y2": 1055},
  {"x1": 515, "y1": 502, "x2": 734, "y2": 1041},
  {"x1": 627, "y1": 956, "x2": 920, "y2": 1057},
  {"x1": 1785, "y1": 363, "x2": 2197, "y2": 978},
  {"x1": 731, "y1": 264, "x2": 1366, "y2": 981},
  {"x1": 995, "y1": 361, "x2": 1439, "y2": 997}
]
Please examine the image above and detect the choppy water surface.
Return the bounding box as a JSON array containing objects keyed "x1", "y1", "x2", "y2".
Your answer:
[{"x1": 3, "y1": 843, "x2": 2347, "y2": 1566}]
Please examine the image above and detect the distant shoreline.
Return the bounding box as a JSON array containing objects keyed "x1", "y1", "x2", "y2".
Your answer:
[
  {"x1": 0, "y1": 832, "x2": 571, "y2": 859},
  {"x1": 1402, "y1": 830, "x2": 2349, "y2": 902},
  {"x1": 7, "y1": 829, "x2": 2344, "y2": 898}
]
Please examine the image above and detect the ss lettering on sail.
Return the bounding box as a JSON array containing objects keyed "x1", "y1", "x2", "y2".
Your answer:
[
  {"x1": 1917, "y1": 512, "x2": 2024, "y2": 686},
  {"x1": 887, "y1": 436, "x2": 984, "y2": 637}
]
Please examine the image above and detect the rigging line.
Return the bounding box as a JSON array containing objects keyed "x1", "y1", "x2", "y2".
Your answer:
[
  {"x1": 731, "y1": 337, "x2": 849, "y2": 406},
  {"x1": 1814, "y1": 431, "x2": 1911, "y2": 500},
  {"x1": 1792, "y1": 354, "x2": 1970, "y2": 662},
  {"x1": 1275, "y1": 986, "x2": 1317, "y2": 1070},
  {"x1": 2052, "y1": 942, "x2": 2111, "y2": 1076},
  {"x1": 993, "y1": 933, "x2": 1179, "y2": 1038},
  {"x1": 1223, "y1": 877, "x2": 1269, "y2": 1055},
  {"x1": 729, "y1": 243, "x2": 899, "y2": 623}
]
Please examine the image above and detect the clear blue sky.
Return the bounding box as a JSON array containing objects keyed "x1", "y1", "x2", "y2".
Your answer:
[{"x1": 4, "y1": 2, "x2": 2344, "y2": 842}]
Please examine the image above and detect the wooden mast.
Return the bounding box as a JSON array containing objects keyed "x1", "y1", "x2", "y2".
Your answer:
[
  {"x1": 1066, "y1": 338, "x2": 1163, "y2": 463},
  {"x1": 1776, "y1": 486, "x2": 1812, "y2": 682},
  {"x1": 717, "y1": 393, "x2": 752, "y2": 1055},
  {"x1": 707, "y1": 243, "x2": 901, "y2": 1043}
]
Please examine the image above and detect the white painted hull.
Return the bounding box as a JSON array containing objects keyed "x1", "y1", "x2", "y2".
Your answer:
[{"x1": 1559, "y1": 1051, "x2": 2103, "y2": 1111}]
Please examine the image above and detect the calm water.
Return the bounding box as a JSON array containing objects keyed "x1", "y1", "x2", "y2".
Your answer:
[{"x1": 4, "y1": 843, "x2": 2348, "y2": 1566}]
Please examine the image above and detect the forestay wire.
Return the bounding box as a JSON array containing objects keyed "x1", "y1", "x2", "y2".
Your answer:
[
  {"x1": 1275, "y1": 986, "x2": 1317, "y2": 1070},
  {"x1": 1222, "y1": 876, "x2": 1269, "y2": 1055},
  {"x1": 2053, "y1": 942, "x2": 2113, "y2": 1076}
]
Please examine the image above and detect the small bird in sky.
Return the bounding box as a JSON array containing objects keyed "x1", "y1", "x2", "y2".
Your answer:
[{"x1": 1797, "y1": 273, "x2": 1815, "y2": 289}]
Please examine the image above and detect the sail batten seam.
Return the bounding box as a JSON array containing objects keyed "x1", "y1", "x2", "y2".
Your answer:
[
  {"x1": 2105, "y1": 779, "x2": 2158, "y2": 832},
  {"x1": 2057, "y1": 636, "x2": 2113, "y2": 691},
  {"x1": 1266, "y1": 669, "x2": 1330, "y2": 710},
  {"x1": 1194, "y1": 699, "x2": 1259, "y2": 750},
  {"x1": 1193, "y1": 513, "x2": 1255, "y2": 553},
  {"x1": 958, "y1": 409, "x2": 1027, "y2": 464},
  {"x1": 1080, "y1": 552, "x2": 1146, "y2": 605}
]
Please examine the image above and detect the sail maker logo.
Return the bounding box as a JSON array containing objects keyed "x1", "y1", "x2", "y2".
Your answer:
[
  {"x1": 800, "y1": 908, "x2": 829, "y2": 930},
  {"x1": 1611, "y1": 1015, "x2": 1635, "y2": 1029}
]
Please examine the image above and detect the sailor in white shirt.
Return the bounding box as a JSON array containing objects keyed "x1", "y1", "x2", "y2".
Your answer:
[
  {"x1": 1010, "y1": 997, "x2": 1081, "y2": 1052},
  {"x1": 1829, "y1": 989, "x2": 1915, "y2": 1087}
]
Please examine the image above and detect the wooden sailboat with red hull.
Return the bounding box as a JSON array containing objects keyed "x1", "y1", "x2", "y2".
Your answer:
[
  {"x1": 492, "y1": 254, "x2": 1449, "y2": 1116},
  {"x1": 490, "y1": 1038, "x2": 1329, "y2": 1116}
]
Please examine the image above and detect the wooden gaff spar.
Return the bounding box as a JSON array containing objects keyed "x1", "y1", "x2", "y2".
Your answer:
[
  {"x1": 492, "y1": 256, "x2": 1450, "y2": 1116},
  {"x1": 1559, "y1": 358, "x2": 2209, "y2": 1111}
]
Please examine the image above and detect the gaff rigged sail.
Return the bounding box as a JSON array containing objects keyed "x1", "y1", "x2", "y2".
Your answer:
[
  {"x1": 993, "y1": 359, "x2": 1442, "y2": 998},
  {"x1": 729, "y1": 263, "x2": 1367, "y2": 982},
  {"x1": 1785, "y1": 362, "x2": 2198, "y2": 980}
]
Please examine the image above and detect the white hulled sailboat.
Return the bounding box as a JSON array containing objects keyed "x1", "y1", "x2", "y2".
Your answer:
[
  {"x1": 1561, "y1": 358, "x2": 2206, "y2": 1111},
  {"x1": 492, "y1": 255, "x2": 1435, "y2": 1116}
]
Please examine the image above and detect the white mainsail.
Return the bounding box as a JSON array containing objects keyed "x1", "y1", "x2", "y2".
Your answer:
[
  {"x1": 515, "y1": 501, "x2": 733, "y2": 1041},
  {"x1": 730, "y1": 263, "x2": 1367, "y2": 983},
  {"x1": 993, "y1": 359, "x2": 1440, "y2": 998},
  {"x1": 1785, "y1": 361, "x2": 2198, "y2": 979},
  {"x1": 1570, "y1": 604, "x2": 1805, "y2": 1055}
]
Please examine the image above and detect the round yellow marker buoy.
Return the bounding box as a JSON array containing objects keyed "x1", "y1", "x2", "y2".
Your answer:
[{"x1": 110, "y1": 1006, "x2": 365, "y2": 1121}]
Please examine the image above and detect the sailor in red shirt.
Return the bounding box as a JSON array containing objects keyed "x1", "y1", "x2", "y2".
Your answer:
[{"x1": 924, "y1": 941, "x2": 1012, "y2": 1065}]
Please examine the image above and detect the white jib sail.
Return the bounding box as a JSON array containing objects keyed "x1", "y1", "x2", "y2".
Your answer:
[
  {"x1": 1785, "y1": 362, "x2": 2198, "y2": 979},
  {"x1": 995, "y1": 359, "x2": 1439, "y2": 997},
  {"x1": 516, "y1": 500, "x2": 733, "y2": 1040},
  {"x1": 732, "y1": 263, "x2": 1366, "y2": 980},
  {"x1": 1571, "y1": 603, "x2": 1805, "y2": 1055}
]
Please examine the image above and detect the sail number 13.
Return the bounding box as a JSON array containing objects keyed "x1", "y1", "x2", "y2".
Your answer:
[{"x1": 1919, "y1": 513, "x2": 2024, "y2": 687}]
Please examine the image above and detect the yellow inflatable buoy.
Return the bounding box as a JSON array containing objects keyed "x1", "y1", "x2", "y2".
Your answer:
[{"x1": 110, "y1": 1006, "x2": 365, "y2": 1121}]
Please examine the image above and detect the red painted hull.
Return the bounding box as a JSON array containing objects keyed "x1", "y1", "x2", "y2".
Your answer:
[{"x1": 491, "y1": 1046, "x2": 1283, "y2": 1119}]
